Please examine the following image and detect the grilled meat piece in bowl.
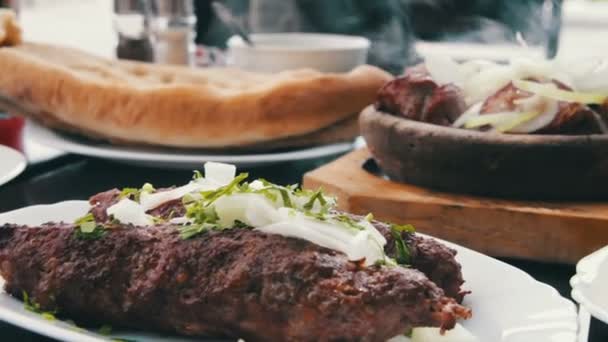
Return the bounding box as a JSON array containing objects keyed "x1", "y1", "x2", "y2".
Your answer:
[{"x1": 361, "y1": 59, "x2": 608, "y2": 199}]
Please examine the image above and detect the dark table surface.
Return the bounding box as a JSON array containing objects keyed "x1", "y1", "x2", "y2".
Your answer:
[{"x1": 0, "y1": 140, "x2": 606, "y2": 342}]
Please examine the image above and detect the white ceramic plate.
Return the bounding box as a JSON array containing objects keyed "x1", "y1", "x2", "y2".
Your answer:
[
  {"x1": 28, "y1": 121, "x2": 354, "y2": 169},
  {"x1": 0, "y1": 145, "x2": 26, "y2": 187},
  {"x1": 571, "y1": 245, "x2": 608, "y2": 325},
  {"x1": 0, "y1": 201, "x2": 579, "y2": 342}
]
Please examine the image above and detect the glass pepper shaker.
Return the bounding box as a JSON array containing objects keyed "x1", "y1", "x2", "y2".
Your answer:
[
  {"x1": 113, "y1": 0, "x2": 154, "y2": 62},
  {"x1": 151, "y1": 0, "x2": 196, "y2": 66}
]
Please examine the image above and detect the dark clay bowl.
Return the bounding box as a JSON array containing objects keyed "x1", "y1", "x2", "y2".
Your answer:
[{"x1": 360, "y1": 106, "x2": 608, "y2": 200}]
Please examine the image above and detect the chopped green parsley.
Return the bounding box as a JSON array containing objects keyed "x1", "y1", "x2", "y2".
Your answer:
[
  {"x1": 302, "y1": 188, "x2": 328, "y2": 211},
  {"x1": 198, "y1": 172, "x2": 249, "y2": 206},
  {"x1": 192, "y1": 170, "x2": 204, "y2": 180},
  {"x1": 178, "y1": 223, "x2": 213, "y2": 239},
  {"x1": 390, "y1": 224, "x2": 415, "y2": 266},
  {"x1": 119, "y1": 187, "x2": 140, "y2": 201},
  {"x1": 252, "y1": 179, "x2": 297, "y2": 208},
  {"x1": 185, "y1": 202, "x2": 219, "y2": 224},
  {"x1": 110, "y1": 166, "x2": 418, "y2": 268},
  {"x1": 74, "y1": 213, "x2": 106, "y2": 240},
  {"x1": 119, "y1": 183, "x2": 155, "y2": 202},
  {"x1": 23, "y1": 291, "x2": 57, "y2": 321},
  {"x1": 333, "y1": 214, "x2": 367, "y2": 231}
]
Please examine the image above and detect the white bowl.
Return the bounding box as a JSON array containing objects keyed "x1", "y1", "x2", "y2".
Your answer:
[{"x1": 227, "y1": 33, "x2": 370, "y2": 73}]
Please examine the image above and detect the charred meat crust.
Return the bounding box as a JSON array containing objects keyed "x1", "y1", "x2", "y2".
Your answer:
[
  {"x1": 369, "y1": 219, "x2": 465, "y2": 302},
  {"x1": 375, "y1": 66, "x2": 466, "y2": 126},
  {"x1": 89, "y1": 189, "x2": 466, "y2": 302},
  {"x1": 0, "y1": 223, "x2": 470, "y2": 342}
]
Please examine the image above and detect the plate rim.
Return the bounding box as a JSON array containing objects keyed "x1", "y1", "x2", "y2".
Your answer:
[
  {"x1": 0, "y1": 303, "x2": 106, "y2": 342},
  {"x1": 28, "y1": 120, "x2": 354, "y2": 165},
  {"x1": 0, "y1": 145, "x2": 26, "y2": 187},
  {"x1": 570, "y1": 245, "x2": 608, "y2": 324},
  {"x1": 0, "y1": 200, "x2": 579, "y2": 342}
]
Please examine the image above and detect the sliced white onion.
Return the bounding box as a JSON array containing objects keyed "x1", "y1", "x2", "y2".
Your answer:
[
  {"x1": 453, "y1": 102, "x2": 483, "y2": 128},
  {"x1": 204, "y1": 162, "x2": 236, "y2": 187},
  {"x1": 258, "y1": 221, "x2": 354, "y2": 257},
  {"x1": 509, "y1": 96, "x2": 560, "y2": 133},
  {"x1": 462, "y1": 64, "x2": 515, "y2": 105},
  {"x1": 424, "y1": 55, "x2": 463, "y2": 85},
  {"x1": 513, "y1": 80, "x2": 607, "y2": 104},
  {"x1": 104, "y1": 161, "x2": 388, "y2": 265},
  {"x1": 511, "y1": 58, "x2": 574, "y2": 89},
  {"x1": 213, "y1": 194, "x2": 388, "y2": 265},
  {"x1": 493, "y1": 111, "x2": 540, "y2": 133},
  {"x1": 107, "y1": 198, "x2": 154, "y2": 226},
  {"x1": 347, "y1": 230, "x2": 384, "y2": 262},
  {"x1": 138, "y1": 162, "x2": 237, "y2": 211},
  {"x1": 510, "y1": 58, "x2": 551, "y2": 82},
  {"x1": 169, "y1": 216, "x2": 192, "y2": 225},
  {"x1": 557, "y1": 57, "x2": 608, "y2": 92},
  {"x1": 458, "y1": 59, "x2": 497, "y2": 80},
  {"x1": 275, "y1": 209, "x2": 358, "y2": 241},
  {"x1": 357, "y1": 219, "x2": 388, "y2": 246},
  {"x1": 213, "y1": 193, "x2": 278, "y2": 228},
  {"x1": 244, "y1": 196, "x2": 282, "y2": 227},
  {"x1": 257, "y1": 214, "x2": 385, "y2": 266},
  {"x1": 460, "y1": 57, "x2": 575, "y2": 105},
  {"x1": 423, "y1": 57, "x2": 608, "y2": 108},
  {"x1": 464, "y1": 111, "x2": 524, "y2": 129},
  {"x1": 139, "y1": 181, "x2": 203, "y2": 211}
]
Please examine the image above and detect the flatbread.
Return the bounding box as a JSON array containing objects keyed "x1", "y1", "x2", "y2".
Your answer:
[{"x1": 0, "y1": 40, "x2": 391, "y2": 149}]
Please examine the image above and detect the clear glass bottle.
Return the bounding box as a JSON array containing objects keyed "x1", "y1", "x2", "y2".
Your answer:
[{"x1": 151, "y1": 0, "x2": 196, "y2": 66}]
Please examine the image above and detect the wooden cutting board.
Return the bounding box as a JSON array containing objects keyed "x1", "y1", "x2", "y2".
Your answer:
[{"x1": 303, "y1": 148, "x2": 608, "y2": 264}]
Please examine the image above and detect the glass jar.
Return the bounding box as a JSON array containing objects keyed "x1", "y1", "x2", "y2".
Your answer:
[
  {"x1": 114, "y1": 0, "x2": 154, "y2": 62},
  {"x1": 151, "y1": 0, "x2": 196, "y2": 66}
]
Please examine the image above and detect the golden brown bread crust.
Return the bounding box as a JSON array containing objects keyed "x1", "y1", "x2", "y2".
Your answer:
[
  {"x1": 0, "y1": 92, "x2": 358, "y2": 151},
  {"x1": 0, "y1": 42, "x2": 391, "y2": 148}
]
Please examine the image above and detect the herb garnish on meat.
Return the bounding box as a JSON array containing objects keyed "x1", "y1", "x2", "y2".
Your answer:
[
  {"x1": 83, "y1": 163, "x2": 418, "y2": 267},
  {"x1": 391, "y1": 224, "x2": 416, "y2": 265},
  {"x1": 74, "y1": 213, "x2": 106, "y2": 240},
  {"x1": 23, "y1": 291, "x2": 57, "y2": 321},
  {"x1": 119, "y1": 183, "x2": 155, "y2": 202}
]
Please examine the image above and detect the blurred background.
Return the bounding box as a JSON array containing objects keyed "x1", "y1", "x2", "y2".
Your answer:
[{"x1": 0, "y1": 0, "x2": 607, "y2": 73}]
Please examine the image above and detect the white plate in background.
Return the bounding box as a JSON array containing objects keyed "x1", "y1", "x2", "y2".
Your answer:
[
  {"x1": 0, "y1": 145, "x2": 26, "y2": 186},
  {"x1": 27, "y1": 120, "x2": 354, "y2": 169},
  {"x1": 571, "y1": 245, "x2": 608, "y2": 324},
  {"x1": 0, "y1": 201, "x2": 579, "y2": 342},
  {"x1": 570, "y1": 245, "x2": 608, "y2": 342}
]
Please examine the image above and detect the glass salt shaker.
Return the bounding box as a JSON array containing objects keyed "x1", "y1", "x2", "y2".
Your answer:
[
  {"x1": 114, "y1": 0, "x2": 154, "y2": 62},
  {"x1": 151, "y1": 0, "x2": 196, "y2": 66}
]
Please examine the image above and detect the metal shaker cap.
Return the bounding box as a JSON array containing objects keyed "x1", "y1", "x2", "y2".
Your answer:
[
  {"x1": 154, "y1": 0, "x2": 194, "y2": 18},
  {"x1": 114, "y1": 0, "x2": 149, "y2": 14}
]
